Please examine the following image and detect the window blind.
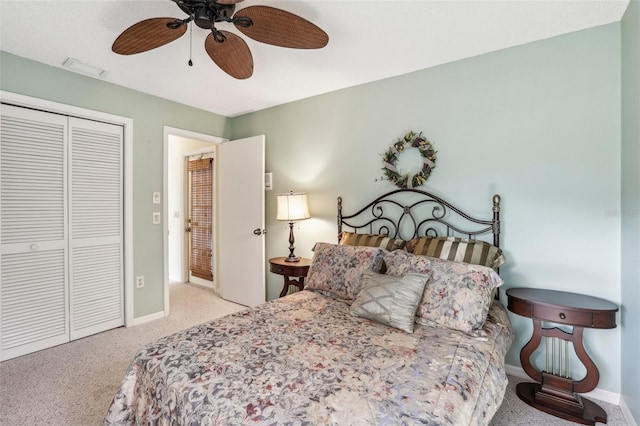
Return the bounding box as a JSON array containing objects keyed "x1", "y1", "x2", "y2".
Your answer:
[{"x1": 189, "y1": 158, "x2": 213, "y2": 281}]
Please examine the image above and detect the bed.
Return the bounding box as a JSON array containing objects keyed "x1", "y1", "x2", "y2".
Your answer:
[{"x1": 105, "y1": 189, "x2": 513, "y2": 426}]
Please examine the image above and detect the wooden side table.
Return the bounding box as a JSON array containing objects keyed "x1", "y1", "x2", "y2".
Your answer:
[
  {"x1": 269, "y1": 257, "x2": 312, "y2": 297},
  {"x1": 506, "y1": 287, "x2": 618, "y2": 425}
]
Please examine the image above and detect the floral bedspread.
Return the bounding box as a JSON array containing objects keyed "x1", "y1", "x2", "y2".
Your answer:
[{"x1": 104, "y1": 291, "x2": 513, "y2": 426}]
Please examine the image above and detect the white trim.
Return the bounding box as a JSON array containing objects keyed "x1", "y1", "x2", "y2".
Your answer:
[
  {"x1": 182, "y1": 155, "x2": 189, "y2": 284},
  {"x1": 619, "y1": 395, "x2": 639, "y2": 426},
  {"x1": 505, "y1": 364, "x2": 621, "y2": 405},
  {"x1": 163, "y1": 127, "x2": 225, "y2": 318},
  {"x1": 0, "y1": 90, "x2": 135, "y2": 328},
  {"x1": 130, "y1": 310, "x2": 166, "y2": 326},
  {"x1": 187, "y1": 150, "x2": 215, "y2": 159}
]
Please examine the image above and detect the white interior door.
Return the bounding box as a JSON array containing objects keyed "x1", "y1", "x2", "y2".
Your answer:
[
  {"x1": 218, "y1": 135, "x2": 265, "y2": 307},
  {"x1": 68, "y1": 118, "x2": 124, "y2": 340},
  {"x1": 1, "y1": 105, "x2": 70, "y2": 360},
  {"x1": 0, "y1": 104, "x2": 124, "y2": 360}
]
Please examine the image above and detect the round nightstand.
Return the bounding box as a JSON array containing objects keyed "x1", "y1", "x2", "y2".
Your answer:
[
  {"x1": 269, "y1": 257, "x2": 312, "y2": 297},
  {"x1": 506, "y1": 287, "x2": 618, "y2": 425}
]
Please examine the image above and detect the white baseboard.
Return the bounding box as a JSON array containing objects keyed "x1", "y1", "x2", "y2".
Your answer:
[
  {"x1": 505, "y1": 364, "x2": 620, "y2": 405},
  {"x1": 128, "y1": 310, "x2": 167, "y2": 326},
  {"x1": 619, "y1": 395, "x2": 639, "y2": 426}
]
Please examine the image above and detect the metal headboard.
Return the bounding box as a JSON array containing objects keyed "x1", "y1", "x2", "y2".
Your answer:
[{"x1": 337, "y1": 188, "x2": 501, "y2": 248}]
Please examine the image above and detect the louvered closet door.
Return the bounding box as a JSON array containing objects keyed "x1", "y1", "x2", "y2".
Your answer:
[
  {"x1": 1, "y1": 105, "x2": 70, "y2": 360},
  {"x1": 69, "y1": 118, "x2": 123, "y2": 340}
]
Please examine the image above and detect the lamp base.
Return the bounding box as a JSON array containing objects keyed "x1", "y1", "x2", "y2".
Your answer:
[{"x1": 285, "y1": 221, "x2": 300, "y2": 263}]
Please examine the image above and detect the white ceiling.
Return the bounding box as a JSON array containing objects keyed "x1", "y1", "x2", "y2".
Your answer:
[{"x1": 0, "y1": 0, "x2": 629, "y2": 118}]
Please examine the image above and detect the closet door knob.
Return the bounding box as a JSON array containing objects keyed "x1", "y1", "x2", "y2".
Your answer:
[{"x1": 30, "y1": 243, "x2": 40, "y2": 251}]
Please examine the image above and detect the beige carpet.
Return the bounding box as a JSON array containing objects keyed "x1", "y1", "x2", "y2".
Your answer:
[
  {"x1": 0, "y1": 283, "x2": 629, "y2": 425},
  {"x1": 491, "y1": 376, "x2": 628, "y2": 426},
  {"x1": 0, "y1": 282, "x2": 246, "y2": 426}
]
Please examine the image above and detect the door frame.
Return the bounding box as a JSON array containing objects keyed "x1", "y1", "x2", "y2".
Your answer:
[
  {"x1": 0, "y1": 90, "x2": 134, "y2": 326},
  {"x1": 163, "y1": 127, "x2": 225, "y2": 315}
]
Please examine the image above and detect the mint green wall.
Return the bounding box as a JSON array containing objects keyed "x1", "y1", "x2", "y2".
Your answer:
[
  {"x1": 0, "y1": 51, "x2": 231, "y2": 318},
  {"x1": 232, "y1": 24, "x2": 623, "y2": 392},
  {"x1": 621, "y1": 0, "x2": 640, "y2": 422}
]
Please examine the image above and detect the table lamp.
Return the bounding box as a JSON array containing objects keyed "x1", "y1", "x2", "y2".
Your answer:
[{"x1": 276, "y1": 191, "x2": 311, "y2": 262}]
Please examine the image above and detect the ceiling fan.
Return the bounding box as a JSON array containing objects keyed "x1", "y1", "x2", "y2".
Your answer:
[{"x1": 112, "y1": 0, "x2": 329, "y2": 79}]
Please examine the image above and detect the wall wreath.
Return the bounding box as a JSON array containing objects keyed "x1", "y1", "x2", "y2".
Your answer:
[{"x1": 380, "y1": 131, "x2": 437, "y2": 189}]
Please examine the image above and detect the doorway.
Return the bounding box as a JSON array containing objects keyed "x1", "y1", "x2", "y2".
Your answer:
[
  {"x1": 165, "y1": 128, "x2": 223, "y2": 315},
  {"x1": 164, "y1": 127, "x2": 267, "y2": 313}
]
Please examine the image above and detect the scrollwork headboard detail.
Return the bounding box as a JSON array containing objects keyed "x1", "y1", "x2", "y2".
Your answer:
[{"x1": 337, "y1": 188, "x2": 501, "y2": 248}]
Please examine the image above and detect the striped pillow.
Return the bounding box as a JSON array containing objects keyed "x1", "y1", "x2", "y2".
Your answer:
[
  {"x1": 405, "y1": 236, "x2": 505, "y2": 269},
  {"x1": 339, "y1": 231, "x2": 406, "y2": 251}
]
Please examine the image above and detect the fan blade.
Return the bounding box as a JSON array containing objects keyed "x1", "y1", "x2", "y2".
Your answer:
[
  {"x1": 205, "y1": 31, "x2": 253, "y2": 79},
  {"x1": 112, "y1": 18, "x2": 187, "y2": 55},
  {"x1": 233, "y1": 6, "x2": 328, "y2": 49}
]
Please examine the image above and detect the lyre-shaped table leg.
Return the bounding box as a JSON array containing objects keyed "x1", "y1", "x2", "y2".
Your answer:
[{"x1": 517, "y1": 321, "x2": 607, "y2": 425}]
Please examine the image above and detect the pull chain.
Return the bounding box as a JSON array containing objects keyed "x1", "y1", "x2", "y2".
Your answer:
[{"x1": 188, "y1": 22, "x2": 193, "y2": 67}]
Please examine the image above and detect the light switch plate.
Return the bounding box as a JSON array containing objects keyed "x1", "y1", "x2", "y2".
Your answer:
[
  {"x1": 152, "y1": 192, "x2": 161, "y2": 204},
  {"x1": 265, "y1": 172, "x2": 273, "y2": 190},
  {"x1": 152, "y1": 212, "x2": 161, "y2": 224}
]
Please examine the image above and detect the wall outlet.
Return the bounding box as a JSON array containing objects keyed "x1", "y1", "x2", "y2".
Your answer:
[
  {"x1": 136, "y1": 276, "x2": 144, "y2": 288},
  {"x1": 152, "y1": 212, "x2": 161, "y2": 224}
]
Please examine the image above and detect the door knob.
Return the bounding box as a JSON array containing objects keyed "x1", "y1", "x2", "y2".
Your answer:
[{"x1": 253, "y1": 228, "x2": 266, "y2": 236}]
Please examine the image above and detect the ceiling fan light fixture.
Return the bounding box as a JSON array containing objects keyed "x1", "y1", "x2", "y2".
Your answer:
[
  {"x1": 194, "y1": 6, "x2": 214, "y2": 29},
  {"x1": 112, "y1": 0, "x2": 328, "y2": 79},
  {"x1": 62, "y1": 57, "x2": 108, "y2": 78}
]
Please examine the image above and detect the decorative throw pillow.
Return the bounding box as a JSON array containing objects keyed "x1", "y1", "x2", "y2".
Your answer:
[
  {"x1": 383, "y1": 250, "x2": 503, "y2": 334},
  {"x1": 405, "y1": 236, "x2": 505, "y2": 270},
  {"x1": 305, "y1": 243, "x2": 386, "y2": 303},
  {"x1": 350, "y1": 270, "x2": 430, "y2": 333},
  {"x1": 340, "y1": 231, "x2": 406, "y2": 251},
  {"x1": 383, "y1": 249, "x2": 434, "y2": 277},
  {"x1": 471, "y1": 300, "x2": 513, "y2": 341}
]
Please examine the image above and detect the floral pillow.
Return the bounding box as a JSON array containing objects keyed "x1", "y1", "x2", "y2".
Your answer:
[
  {"x1": 350, "y1": 270, "x2": 430, "y2": 333},
  {"x1": 383, "y1": 250, "x2": 504, "y2": 334},
  {"x1": 305, "y1": 243, "x2": 386, "y2": 304}
]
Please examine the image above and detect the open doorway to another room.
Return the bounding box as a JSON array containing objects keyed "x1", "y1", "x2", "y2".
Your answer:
[
  {"x1": 165, "y1": 129, "x2": 224, "y2": 315},
  {"x1": 164, "y1": 128, "x2": 266, "y2": 313}
]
